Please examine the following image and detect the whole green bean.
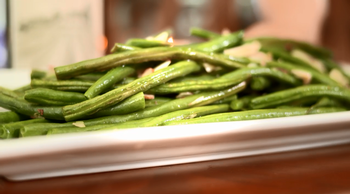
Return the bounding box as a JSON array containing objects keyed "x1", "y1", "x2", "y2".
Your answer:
[
  {"x1": 145, "y1": 96, "x2": 173, "y2": 107},
  {"x1": 247, "y1": 37, "x2": 332, "y2": 59},
  {"x1": 31, "y1": 70, "x2": 47, "y2": 80},
  {"x1": 20, "y1": 83, "x2": 245, "y2": 137},
  {"x1": 24, "y1": 88, "x2": 87, "y2": 106},
  {"x1": 63, "y1": 61, "x2": 202, "y2": 121},
  {"x1": 164, "y1": 107, "x2": 346, "y2": 126},
  {"x1": 85, "y1": 66, "x2": 135, "y2": 99},
  {"x1": 47, "y1": 104, "x2": 230, "y2": 135},
  {"x1": 212, "y1": 95, "x2": 238, "y2": 105},
  {"x1": 250, "y1": 77, "x2": 271, "y2": 91},
  {"x1": 0, "y1": 111, "x2": 29, "y2": 124},
  {"x1": 0, "y1": 93, "x2": 65, "y2": 120},
  {"x1": 230, "y1": 95, "x2": 257, "y2": 111},
  {"x1": 250, "y1": 85, "x2": 350, "y2": 109},
  {"x1": 110, "y1": 43, "x2": 141, "y2": 53},
  {"x1": 73, "y1": 72, "x2": 105, "y2": 81},
  {"x1": 31, "y1": 79, "x2": 94, "y2": 92},
  {"x1": 90, "y1": 92, "x2": 145, "y2": 117},
  {"x1": 189, "y1": 31, "x2": 243, "y2": 53},
  {"x1": 0, "y1": 86, "x2": 23, "y2": 99},
  {"x1": 149, "y1": 67, "x2": 300, "y2": 94},
  {"x1": 267, "y1": 61, "x2": 341, "y2": 87},
  {"x1": 54, "y1": 47, "x2": 245, "y2": 80},
  {"x1": 261, "y1": 47, "x2": 320, "y2": 72},
  {"x1": 190, "y1": 27, "x2": 221, "y2": 40},
  {"x1": 1, "y1": 119, "x2": 49, "y2": 139},
  {"x1": 125, "y1": 38, "x2": 170, "y2": 48}
]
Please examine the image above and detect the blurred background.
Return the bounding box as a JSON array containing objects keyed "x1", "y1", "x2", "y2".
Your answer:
[{"x1": 0, "y1": 0, "x2": 349, "y2": 70}]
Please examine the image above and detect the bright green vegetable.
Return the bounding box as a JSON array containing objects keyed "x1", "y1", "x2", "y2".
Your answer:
[
  {"x1": 63, "y1": 61, "x2": 202, "y2": 121},
  {"x1": 125, "y1": 38, "x2": 170, "y2": 48},
  {"x1": 24, "y1": 88, "x2": 86, "y2": 106},
  {"x1": 148, "y1": 67, "x2": 301, "y2": 94},
  {"x1": 164, "y1": 107, "x2": 346, "y2": 126},
  {"x1": 110, "y1": 43, "x2": 141, "y2": 53},
  {"x1": 47, "y1": 104, "x2": 230, "y2": 135},
  {"x1": 31, "y1": 79, "x2": 94, "y2": 92},
  {"x1": 84, "y1": 66, "x2": 135, "y2": 99},
  {"x1": 1, "y1": 119, "x2": 50, "y2": 139},
  {"x1": 0, "y1": 111, "x2": 29, "y2": 124},
  {"x1": 190, "y1": 27, "x2": 221, "y2": 39},
  {"x1": 54, "y1": 47, "x2": 245, "y2": 80},
  {"x1": 250, "y1": 85, "x2": 350, "y2": 109},
  {"x1": 0, "y1": 93, "x2": 65, "y2": 120}
]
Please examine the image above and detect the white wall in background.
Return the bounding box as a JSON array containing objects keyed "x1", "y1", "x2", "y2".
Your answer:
[{"x1": 9, "y1": 0, "x2": 104, "y2": 70}]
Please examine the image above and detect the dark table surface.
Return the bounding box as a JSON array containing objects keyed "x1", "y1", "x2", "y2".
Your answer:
[{"x1": 2, "y1": 143, "x2": 350, "y2": 194}]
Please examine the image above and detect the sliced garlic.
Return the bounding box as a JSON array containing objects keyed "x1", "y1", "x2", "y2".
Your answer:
[
  {"x1": 291, "y1": 69, "x2": 312, "y2": 85},
  {"x1": 221, "y1": 28, "x2": 231, "y2": 36},
  {"x1": 154, "y1": 60, "x2": 171, "y2": 72},
  {"x1": 139, "y1": 68, "x2": 154, "y2": 77},
  {"x1": 176, "y1": 92, "x2": 194, "y2": 99},
  {"x1": 329, "y1": 68, "x2": 349, "y2": 87},
  {"x1": 249, "y1": 52, "x2": 272, "y2": 66},
  {"x1": 224, "y1": 41, "x2": 261, "y2": 57},
  {"x1": 72, "y1": 121, "x2": 85, "y2": 128},
  {"x1": 291, "y1": 49, "x2": 326, "y2": 73}
]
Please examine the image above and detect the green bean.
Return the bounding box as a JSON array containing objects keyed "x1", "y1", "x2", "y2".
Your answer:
[
  {"x1": 20, "y1": 83, "x2": 246, "y2": 137},
  {"x1": 110, "y1": 43, "x2": 141, "y2": 53},
  {"x1": 125, "y1": 38, "x2": 170, "y2": 48},
  {"x1": 189, "y1": 31, "x2": 243, "y2": 53},
  {"x1": 212, "y1": 95, "x2": 237, "y2": 104},
  {"x1": 170, "y1": 74, "x2": 216, "y2": 83},
  {"x1": 230, "y1": 95, "x2": 256, "y2": 111},
  {"x1": 31, "y1": 70, "x2": 47, "y2": 80},
  {"x1": 1, "y1": 119, "x2": 50, "y2": 139},
  {"x1": 85, "y1": 66, "x2": 135, "y2": 99},
  {"x1": 0, "y1": 93, "x2": 65, "y2": 120},
  {"x1": 0, "y1": 86, "x2": 23, "y2": 99},
  {"x1": 149, "y1": 67, "x2": 300, "y2": 94},
  {"x1": 31, "y1": 79, "x2": 94, "y2": 92},
  {"x1": 47, "y1": 104, "x2": 230, "y2": 135},
  {"x1": 13, "y1": 84, "x2": 32, "y2": 93},
  {"x1": 24, "y1": 88, "x2": 86, "y2": 106},
  {"x1": 73, "y1": 73, "x2": 105, "y2": 81},
  {"x1": 309, "y1": 97, "x2": 344, "y2": 109},
  {"x1": 91, "y1": 92, "x2": 145, "y2": 117},
  {"x1": 145, "y1": 96, "x2": 173, "y2": 107},
  {"x1": 164, "y1": 107, "x2": 346, "y2": 126},
  {"x1": 250, "y1": 85, "x2": 350, "y2": 109},
  {"x1": 0, "y1": 111, "x2": 29, "y2": 124},
  {"x1": 247, "y1": 37, "x2": 332, "y2": 59},
  {"x1": 322, "y1": 59, "x2": 350, "y2": 83},
  {"x1": 261, "y1": 47, "x2": 320, "y2": 72},
  {"x1": 62, "y1": 61, "x2": 202, "y2": 121},
  {"x1": 267, "y1": 61, "x2": 341, "y2": 87},
  {"x1": 250, "y1": 77, "x2": 271, "y2": 91},
  {"x1": 54, "y1": 47, "x2": 245, "y2": 80},
  {"x1": 190, "y1": 27, "x2": 221, "y2": 39},
  {"x1": 148, "y1": 74, "x2": 247, "y2": 94}
]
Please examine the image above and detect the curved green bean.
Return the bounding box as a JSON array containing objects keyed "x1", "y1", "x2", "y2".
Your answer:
[
  {"x1": 54, "y1": 47, "x2": 245, "y2": 80},
  {"x1": 24, "y1": 88, "x2": 86, "y2": 106},
  {"x1": 125, "y1": 38, "x2": 170, "y2": 48},
  {"x1": 110, "y1": 43, "x2": 141, "y2": 53},
  {"x1": 63, "y1": 61, "x2": 202, "y2": 121},
  {"x1": 1, "y1": 119, "x2": 49, "y2": 139},
  {"x1": 164, "y1": 107, "x2": 346, "y2": 126},
  {"x1": 190, "y1": 27, "x2": 221, "y2": 39},
  {"x1": 47, "y1": 104, "x2": 230, "y2": 135},
  {"x1": 0, "y1": 93, "x2": 65, "y2": 120},
  {"x1": 85, "y1": 66, "x2": 135, "y2": 99},
  {"x1": 31, "y1": 79, "x2": 94, "y2": 92},
  {"x1": 250, "y1": 85, "x2": 350, "y2": 109},
  {"x1": 0, "y1": 111, "x2": 29, "y2": 124}
]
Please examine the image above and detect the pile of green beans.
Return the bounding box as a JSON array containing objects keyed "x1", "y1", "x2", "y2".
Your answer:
[{"x1": 1, "y1": 27, "x2": 350, "y2": 139}]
